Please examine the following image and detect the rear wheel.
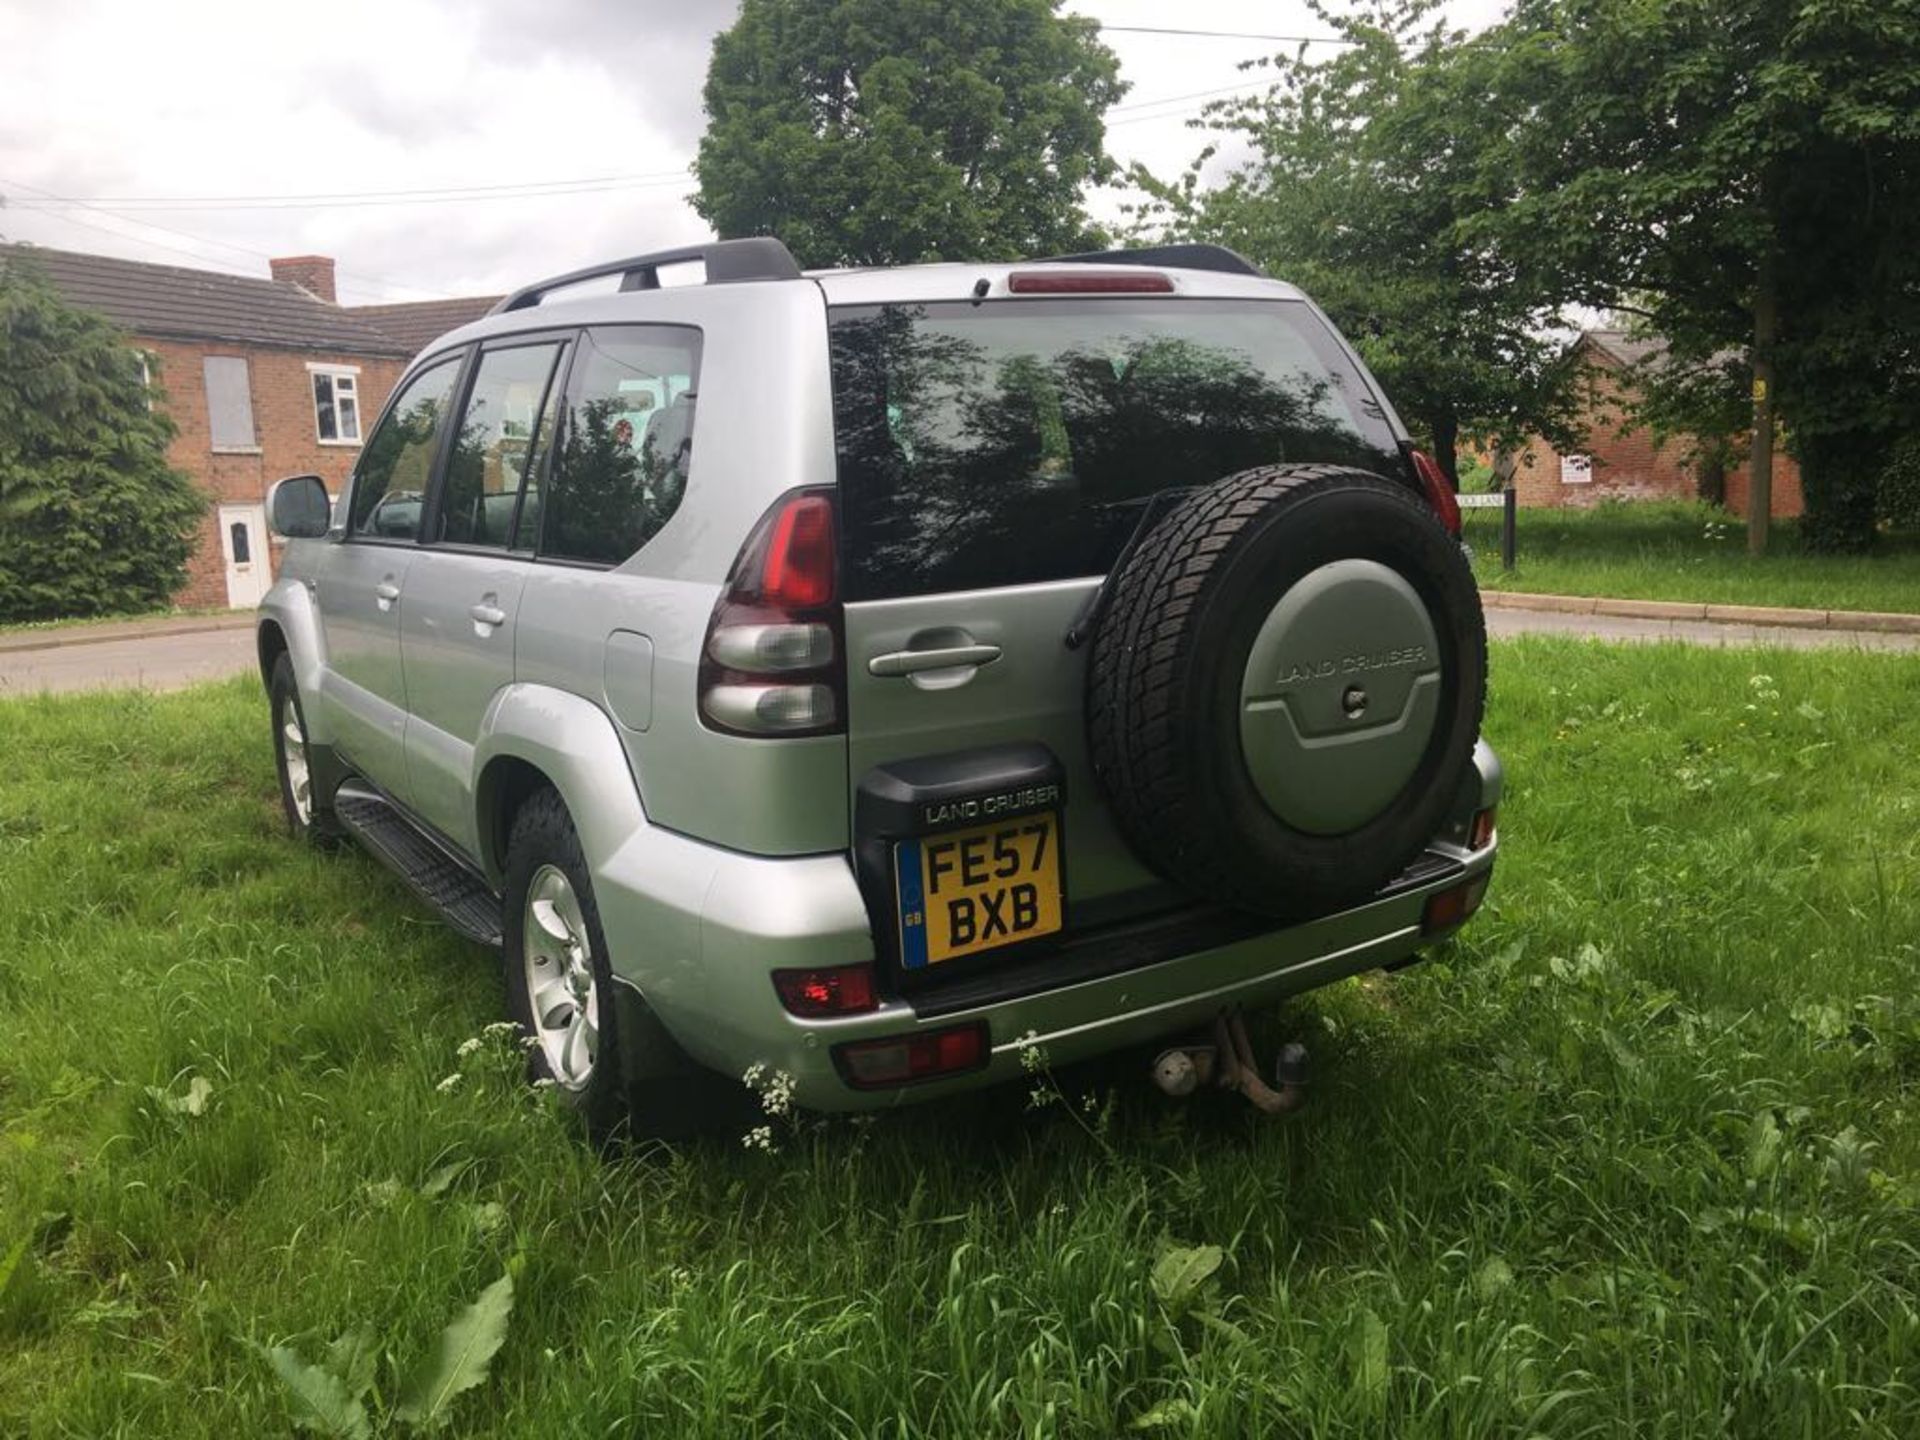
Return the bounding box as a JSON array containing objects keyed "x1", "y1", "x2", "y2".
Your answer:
[
  {"x1": 502, "y1": 789, "x2": 742, "y2": 1144},
  {"x1": 1087, "y1": 464, "x2": 1485, "y2": 919},
  {"x1": 503, "y1": 791, "x2": 628, "y2": 1140}
]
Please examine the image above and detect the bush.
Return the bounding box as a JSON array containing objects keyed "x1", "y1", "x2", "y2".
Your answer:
[
  {"x1": 1877, "y1": 433, "x2": 1920, "y2": 531},
  {"x1": 0, "y1": 256, "x2": 205, "y2": 621}
]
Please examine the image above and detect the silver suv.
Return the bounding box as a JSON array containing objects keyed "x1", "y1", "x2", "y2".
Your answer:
[{"x1": 259, "y1": 239, "x2": 1501, "y2": 1139}]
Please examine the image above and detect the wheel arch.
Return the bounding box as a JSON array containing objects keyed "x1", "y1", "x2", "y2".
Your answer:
[
  {"x1": 471, "y1": 684, "x2": 648, "y2": 890},
  {"x1": 257, "y1": 619, "x2": 288, "y2": 690},
  {"x1": 255, "y1": 578, "x2": 334, "y2": 744}
]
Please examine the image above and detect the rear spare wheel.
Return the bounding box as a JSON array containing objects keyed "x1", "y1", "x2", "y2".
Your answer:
[{"x1": 1087, "y1": 464, "x2": 1486, "y2": 919}]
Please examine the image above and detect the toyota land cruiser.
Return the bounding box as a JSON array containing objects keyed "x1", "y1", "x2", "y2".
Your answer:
[{"x1": 257, "y1": 239, "x2": 1500, "y2": 1138}]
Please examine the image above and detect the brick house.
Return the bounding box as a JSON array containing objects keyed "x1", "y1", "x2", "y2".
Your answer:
[
  {"x1": 2, "y1": 243, "x2": 441, "y2": 609},
  {"x1": 1507, "y1": 328, "x2": 1803, "y2": 517}
]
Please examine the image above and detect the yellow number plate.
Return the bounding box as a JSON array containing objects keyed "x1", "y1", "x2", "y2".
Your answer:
[{"x1": 895, "y1": 813, "x2": 1064, "y2": 967}]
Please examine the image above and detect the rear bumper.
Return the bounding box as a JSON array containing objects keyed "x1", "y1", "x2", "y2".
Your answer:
[{"x1": 594, "y1": 741, "x2": 1501, "y2": 1112}]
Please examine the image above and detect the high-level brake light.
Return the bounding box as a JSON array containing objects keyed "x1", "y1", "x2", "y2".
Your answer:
[{"x1": 1006, "y1": 270, "x2": 1175, "y2": 294}]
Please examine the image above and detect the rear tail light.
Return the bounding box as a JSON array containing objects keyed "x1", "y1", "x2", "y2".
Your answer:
[
  {"x1": 773, "y1": 964, "x2": 879, "y2": 1017},
  {"x1": 1007, "y1": 270, "x2": 1175, "y2": 294},
  {"x1": 1469, "y1": 806, "x2": 1497, "y2": 851},
  {"x1": 699, "y1": 487, "x2": 845, "y2": 737},
  {"x1": 1421, "y1": 874, "x2": 1491, "y2": 935},
  {"x1": 833, "y1": 1022, "x2": 988, "y2": 1089},
  {"x1": 1410, "y1": 450, "x2": 1462, "y2": 537}
]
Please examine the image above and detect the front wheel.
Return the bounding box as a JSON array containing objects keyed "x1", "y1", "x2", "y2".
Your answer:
[{"x1": 270, "y1": 655, "x2": 336, "y2": 846}]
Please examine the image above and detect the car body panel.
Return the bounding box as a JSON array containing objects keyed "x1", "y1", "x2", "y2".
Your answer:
[{"x1": 400, "y1": 549, "x2": 529, "y2": 855}]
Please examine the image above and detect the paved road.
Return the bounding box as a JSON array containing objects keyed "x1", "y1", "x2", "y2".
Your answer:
[
  {"x1": 2, "y1": 607, "x2": 1914, "y2": 699},
  {"x1": 0, "y1": 627, "x2": 257, "y2": 696},
  {"x1": 1486, "y1": 607, "x2": 1920, "y2": 653}
]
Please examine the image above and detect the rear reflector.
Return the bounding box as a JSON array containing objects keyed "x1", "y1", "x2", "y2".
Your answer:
[
  {"x1": 1421, "y1": 874, "x2": 1491, "y2": 935},
  {"x1": 833, "y1": 1022, "x2": 988, "y2": 1089},
  {"x1": 773, "y1": 964, "x2": 878, "y2": 1017},
  {"x1": 1410, "y1": 449, "x2": 1462, "y2": 536},
  {"x1": 1469, "y1": 806, "x2": 1497, "y2": 851},
  {"x1": 1007, "y1": 270, "x2": 1175, "y2": 294}
]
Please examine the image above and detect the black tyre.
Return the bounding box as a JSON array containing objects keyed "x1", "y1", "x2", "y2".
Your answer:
[
  {"x1": 1087, "y1": 464, "x2": 1486, "y2": 920},
  {"x1": 269, "y1": 655, "x2": 337, "y2": 847},
  {"x1": 502, "y1": 789, "x2": 741, "y2": 1144}
]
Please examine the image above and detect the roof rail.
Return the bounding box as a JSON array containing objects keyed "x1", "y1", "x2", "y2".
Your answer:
[
  {"x1": 490, "y1": 237, "x2": 803, "y2": 314},
  {"x1": 1034, "y1": 242, "x2": 1266, "y2": 278}
]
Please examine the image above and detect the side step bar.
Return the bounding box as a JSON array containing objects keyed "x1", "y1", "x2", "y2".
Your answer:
[{"x1": 333, "y1": 781, "x2": 504, "y2": 948}]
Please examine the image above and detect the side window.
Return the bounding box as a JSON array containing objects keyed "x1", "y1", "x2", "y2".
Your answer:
[
  {"x1": 348, "y1": 355, "x2": 462, "y2": 542},
  {"x1": 543, "y1": 326, "x2": 701, "y2": 566},
  {"x1": 311, "y1": 366, "x2": 362, "y2": 444},
  {"x1": 512, "y1": 342, "x2": 569, "y2": 552},
  {"x1": 433, "y1": 342, "x2": 566, "y2": 549},
  {"x1": 203, "y1": 356, "x2": 257, "y2": 451}
]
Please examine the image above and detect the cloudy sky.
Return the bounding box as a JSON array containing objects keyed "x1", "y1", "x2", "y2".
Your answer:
[{"x1": 0, "y1": 0, "x2": 1505, "y2": 305}]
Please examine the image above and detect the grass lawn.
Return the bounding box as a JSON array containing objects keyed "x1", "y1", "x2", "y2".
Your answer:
[
  {"x1": 4, "y1": 644, "x2": 1920, "y2": 1437},
  {"x1": 0, "y1": 604, "x2": 232, "y2": 638},
  {"x1": 1467, "y1": 499, "x2": 1920, "y2": 613}
]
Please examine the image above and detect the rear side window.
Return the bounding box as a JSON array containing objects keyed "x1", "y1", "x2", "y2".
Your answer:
[
  {"x1": 542, "y1": 325, "x2": 702, "y2": 566},
  {"x1": 434, "y1": 340, "x2": 567, "y2": 550},
  {"x1": 348, "y1": 355, "x2": 462, "y2": 541},
  {"x1": 829, "y1": 298, "x2": 1404, "y2": 600}
]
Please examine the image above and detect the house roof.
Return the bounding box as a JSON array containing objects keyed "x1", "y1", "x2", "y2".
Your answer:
[
  {"x1": 1581, "y1": 329, "x2": 1671, "y2": 369},
  {"x1": 0, "y1": 242, "x2": 411, "y2": 357},
  {"x1": 351, "y1": 296, "x2": 504, "y2": 357}
]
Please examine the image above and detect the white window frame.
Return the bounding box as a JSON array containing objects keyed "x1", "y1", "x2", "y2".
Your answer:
[{"x1": 307, "y1": 362, "x2": 363, "y2": 446}]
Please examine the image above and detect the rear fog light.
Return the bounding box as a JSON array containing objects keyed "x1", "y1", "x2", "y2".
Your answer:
[
  {"x1": 773, "y1": 964, "x2": 879, "y2": 1017},
  {"x1": 1469, "y1": 806, "x2": 1497, "y2": 851},
  {"x1": 1421, "y1": 875, "x2": 1491, "y2": 935},
  {"x1": 833, "y1": 1022, "x2": 988, "y2": 1088}
]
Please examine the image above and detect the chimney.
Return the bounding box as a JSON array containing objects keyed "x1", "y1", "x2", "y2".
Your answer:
[{"x1": 270, "y1": 255, "x2": 337, "y2": 304}]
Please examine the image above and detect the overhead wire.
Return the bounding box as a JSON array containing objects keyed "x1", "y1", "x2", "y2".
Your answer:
[{"x1": 0, "y1": 173, "x2": 457, "y2": 298}]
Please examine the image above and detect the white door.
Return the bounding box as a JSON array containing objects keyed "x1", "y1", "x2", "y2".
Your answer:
[{"x1": 218, "y1": 503, "x2": 271, "y2": 608}]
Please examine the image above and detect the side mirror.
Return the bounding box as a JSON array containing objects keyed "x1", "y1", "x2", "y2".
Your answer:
[{"x1": 269, "y1": 474, "x2": 333, "y2": 539}]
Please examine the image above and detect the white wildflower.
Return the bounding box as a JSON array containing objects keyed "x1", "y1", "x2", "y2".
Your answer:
[
  {"x1": 435, "y1": 1072, "x2": 463, "y2": 1093},
  {"x1": 456, "y1": 1037, "x2": 483, "y2": 1058}
]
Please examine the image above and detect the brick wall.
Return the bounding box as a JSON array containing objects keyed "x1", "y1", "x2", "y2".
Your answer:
[
  {"x1": 141, "y1": 337, "x2": 406, "y2": 606},
  {"x1": 1508, "y1": 346, "x2": 1803, "y2": 518}
]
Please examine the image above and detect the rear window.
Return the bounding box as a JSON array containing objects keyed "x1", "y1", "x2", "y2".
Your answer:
[{"x1": 829, "y1": 298, "x2": 1404, "y2": 601}]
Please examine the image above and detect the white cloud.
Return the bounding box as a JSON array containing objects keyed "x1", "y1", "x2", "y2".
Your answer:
[{"x1": 0, "y1": 0, "x2": 1508, "y2": 303}]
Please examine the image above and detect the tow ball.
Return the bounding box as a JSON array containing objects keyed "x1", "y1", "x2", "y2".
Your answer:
[{"x1": 1151, "y1": 1009, "x2": 1309, "y2": 1116}]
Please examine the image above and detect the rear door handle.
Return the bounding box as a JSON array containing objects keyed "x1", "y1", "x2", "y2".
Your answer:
[
  {"x1": 868, "y1": 643, "x2": 1002, "y2": 677},
  {"x1": 469, "y1": 603, "x2": 508, "y2": 627},
  {"x1": 374, "y1": 580, "x2": 401, "y2": 611}
]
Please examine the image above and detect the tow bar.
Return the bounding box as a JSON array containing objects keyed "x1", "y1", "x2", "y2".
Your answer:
[{"x1": 1151, "y1": 1009, "x2": 1310, "y2": 1116}]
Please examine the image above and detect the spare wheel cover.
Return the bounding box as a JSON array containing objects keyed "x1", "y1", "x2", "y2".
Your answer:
[{"x1": 1237, "y1": 558, "x2": 1443, "y2": 835}]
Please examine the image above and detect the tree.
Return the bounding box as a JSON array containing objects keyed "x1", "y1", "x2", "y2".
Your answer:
[
  {"x1": 0, "y1": 255, "x2": 204, "y2": 621},
  {"x1": 693, "y1": 0, "x2": 1125, "y2": 268},
  {"x1": 1472, "y1": 0, "x2": 1920, "y2": 552},
  {"x1": 1129, "y1": 0, "x2": 1586, "y2": 483}
]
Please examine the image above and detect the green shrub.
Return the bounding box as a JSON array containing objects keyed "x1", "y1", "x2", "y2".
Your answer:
[
  {"x1": 0, "y1": 256, "x2": 205, "y2": 622},
  {"x1": 1877, "y1": 433, "x2": 1920, "y2": 531}
]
